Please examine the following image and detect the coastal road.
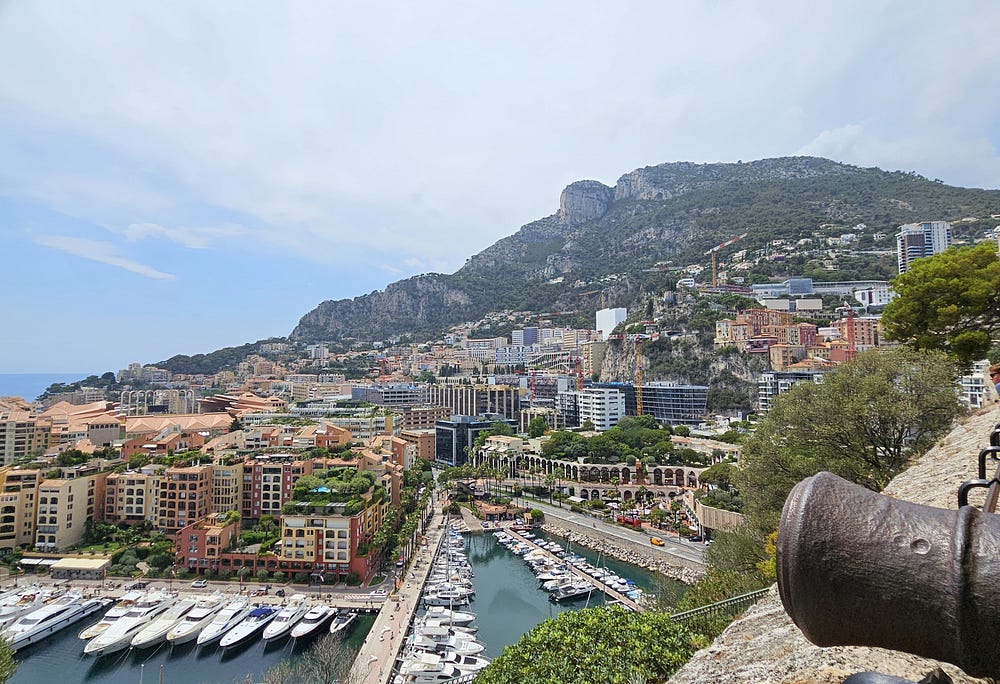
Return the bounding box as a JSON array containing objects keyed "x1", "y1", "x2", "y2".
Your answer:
[{"x1": 516, "y1": 496, "x2": 708, "y2": 568}]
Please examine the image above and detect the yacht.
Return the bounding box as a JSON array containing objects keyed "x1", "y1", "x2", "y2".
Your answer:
[
  {"x1": 84, "y1": 590, "x2": 177, "y2": 656},
  {"x1": 549, "y1": 581, "x2": 593, "y2": 602},
  {"x1": 396, "y1": 661, "x2": 465, "y2": 683},
  {"x1": 130, "y1": 598, "x2": 198, "y2": 649},
  {"x1": 290, "y1": 605, "x2": 334, "y2": 640},
  {"x1": 78, "y1": 590, "x2": 145, "y2": 640},
  {"x1": 3, "y1": 592, "x2": 109, "y2": 651},
  {"x1": 408, "y1": 633, "x2": 485, "y2": 656},
  {"x1": 196, "y1": 597, "x2": 251, "y2": 647},
  {"x1": 328, "y1": 609, "x2": 357, "y2": 638},
  {"x1": 0, "y1": 586, "x2": 62, "y2": 629},
  {"x1": 421, "y1": 590, "x2": 470, "y2": 607},
  {"x1": 420, "y1": 606, "x2": 476, "y2": 626},
  {"x1": 219, "y1": 605, "x2": 277, "y2": 650},
  {"x1": 261, "y1": 596, "x2": 309, "y2": 641},
  {"x1": 165, "y1": 593, "x2": 225, "y2": 645}
]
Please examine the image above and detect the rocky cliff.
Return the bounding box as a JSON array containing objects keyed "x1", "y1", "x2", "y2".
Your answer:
[
  {"x1": 668, "y1": 407, "x2": 1000, "y2": 684},
  {"x1": 290, "y1": 157, "x2": 1000, "y2": 343}
]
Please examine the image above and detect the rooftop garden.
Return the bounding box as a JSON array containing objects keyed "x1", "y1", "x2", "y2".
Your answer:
[{"x1": 283, "y1": 467, "x2": 384, "y2": 515}]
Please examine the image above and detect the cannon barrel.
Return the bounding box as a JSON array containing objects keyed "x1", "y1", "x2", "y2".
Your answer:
[{"x1": 777, "y1": 471, "x2": 1000, "y2": 678}]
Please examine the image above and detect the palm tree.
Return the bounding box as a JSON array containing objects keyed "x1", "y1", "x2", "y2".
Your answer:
[{"x1": 544, "y1": 472, "x2": 556, "y2": 505}]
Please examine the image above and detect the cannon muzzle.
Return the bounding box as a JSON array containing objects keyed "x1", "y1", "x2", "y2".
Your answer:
[{"x1": 778, "y1": 471, "x2": 1000, "y2": 678}]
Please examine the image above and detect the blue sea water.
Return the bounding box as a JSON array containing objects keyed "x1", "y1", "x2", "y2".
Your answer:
[{"x1": 0, "y1": 373, "x2": 91, "y2": 402}]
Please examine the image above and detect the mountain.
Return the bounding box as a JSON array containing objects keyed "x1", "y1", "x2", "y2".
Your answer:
[{"x1": 290, "y1": 156, "x2": 1000, "y2": 342}]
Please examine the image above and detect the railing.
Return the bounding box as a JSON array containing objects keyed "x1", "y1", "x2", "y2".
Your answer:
[{"x1": 669, "y1": 587, "x2": 770, "y2": 623}]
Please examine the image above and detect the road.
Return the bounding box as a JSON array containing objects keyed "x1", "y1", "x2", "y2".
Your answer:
[{"x1": 517, "y1": 495, "x2": 708, "y2": 568}]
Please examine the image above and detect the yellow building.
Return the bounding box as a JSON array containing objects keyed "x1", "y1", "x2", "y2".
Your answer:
[
  {"x1": 211, "y1": 462, "x2": 244, "y2": 517},
  {"x1": 0, "y1": 468, "x2": 41, "y2": 553},
  {"x1": 104, "y1": 470, "x2": 162, "y2": 524},
  {"x1": 158, "y1": 464, "x2": 214, "y2": 536},
  {"x1": 36, "y1": 473, "x2": 105, "y2": 552}
]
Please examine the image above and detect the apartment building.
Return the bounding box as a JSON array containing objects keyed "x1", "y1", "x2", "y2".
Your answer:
[
  {"x1": 434, "y1": 415, "x2": 516, "y2": 467},
  {"x1": 396, "y1": 406, "x2": 451, "y2": 431},
  {"x1": 399, "y1": 430, "x2": 436, "y2": 462},
  {"x1": 835, "y1": 316, "x2": 882, "y2": 351},
  {"x1": 427, "y1": 384, "x2": 521, "y2": 421},
  {"x1": 104, "y1": 469, "x2": 162, "y2": 524},
  {"x1": 122, "y1": 429, "x2": 206, "y2": 459},
  {"x1": 36, "y1": 473, "x2": 105, "y2": 552},
  {"x1": 351, "y1": 383, "x2": 429, "y2": 407},
  {"x1": 241, "y1": 457, "x2": 316, "y2": 520},
  {"x1": 158, "y1": 464, "x2": 214, "y2": 536},
  {"x1": 896, "y1": 221, "x2": 952, "y2": 273},
  {"x1": 577, "y1": 387, "x2": 625, "y2": 431},
  {"x1": 758, "y1": 371, "x2": 826, "y2": 412},
  {"x1": 211, "y1": 462, "x2": 244, "y2": 517},
  {"x1": 0, "y1": 407, "x2": 45, "y2": 466},
  {"x1": 0, "y1": 468, "x2": 40, "y2": 553},
  {"x1": 177, "y1": 515, "x2": 240, "y2": 573}
]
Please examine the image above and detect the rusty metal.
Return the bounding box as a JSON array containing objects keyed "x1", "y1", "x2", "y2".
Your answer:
[{"x1": 777, "y1": 471, "x2": 1000, "y2": 679}]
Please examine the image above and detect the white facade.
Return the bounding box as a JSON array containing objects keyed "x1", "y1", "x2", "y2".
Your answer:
[
  {"x1": 896, "y1": 221, "x2": 952, "y2": 273},
  {"x1": 577, "y1": 387, "x2": 625, "y2": 431},
  {"x1": 960, "y1": 359, "x2": 992, "y2": 409},
  {"x1": 595, "y1": 308, "x2": 627, "y2": 341}
]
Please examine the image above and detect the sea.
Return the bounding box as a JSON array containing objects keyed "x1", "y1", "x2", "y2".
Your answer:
[{"x1": 0, "y1": 374, "x2": 92, "y2": 402}]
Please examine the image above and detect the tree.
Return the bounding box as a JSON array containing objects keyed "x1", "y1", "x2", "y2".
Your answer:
[
  {"x1": 0, "y1": 638, "x2": 15, "y2": 683},
  {"x1": 229, "y1": 417, "x2": 244, "y2": 433},
  {"x1": 882, "y1": 241, "x2": 1000, "y2": 368},
  {"x1": 736, "y1": 348, "x2": 962, "y2": 532},
  {"x1": 258, "y1": 634, "x2": 359, "y2": 684},
  {"x1": 474, "y1": 606, "x2": 703, "y2": 684},
  {"x1": 527, "y1": 416, "x2": 548, "y2": 438}
]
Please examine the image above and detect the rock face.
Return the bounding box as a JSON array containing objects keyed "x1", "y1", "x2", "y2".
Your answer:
[
  {"x1": 668, "y1": 408, "x2": 999, "y2": 684},
  {"x1": 291, "y1": 274, "x2": 475, "y2": 341},
  {"x1": 557, "y1": 180, "x2": 613, "y2": 225}
]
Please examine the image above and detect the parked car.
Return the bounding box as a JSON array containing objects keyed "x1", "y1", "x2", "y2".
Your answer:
[
  {"x1": 650, "y1": 537, "x2": 664, "y2": 546},
  {"x1": 688, "y1": 535, "x2": 704, "y2": 543},
  {"x1": 191, "y1": 579, "x2": 208, "y2": 588},
  {"x1": 369, "y1": 588, "x2": 388, "y2": 598}
]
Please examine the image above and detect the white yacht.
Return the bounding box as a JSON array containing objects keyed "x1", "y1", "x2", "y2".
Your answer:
[
  {"x1": 0, "y1": 586, "x2": 63, "y2": 629},
  {"x1": 289, "y1": 605, "x2": 334, "y2": 640},
  {"x1": 261, "y1": 595, "x2": 309, "y2": 641},
  {"x1": 421, "y1": 606, "x2": 476, "y2": 626},
  {"x1": 196, "y1": 597, "x2": 251, "y2": 647},
  {"x1": 130, "y1": 597, "x2": 198, "y2": 649},
  {"x1": 84, "y1": 590, "x2": 177, "y2": 656},
  {"x1": 396, "y1": 662, "x2": 464, "y2": 683},
  {"x1": 219, "y1": 605, "x2": 277, "y2": 650},
  {"x1": 78, "y1": 590, "x2": 145, "y2": 640},
  {"x1": 165, "y1": 593, "x2": 225, "y2": 645},
  {"x1": 328, "y1": 609, "x2": 357, "y2": 637},
  {"x1": 2, "y1": 592, "x2": 109, "y2": 651}
]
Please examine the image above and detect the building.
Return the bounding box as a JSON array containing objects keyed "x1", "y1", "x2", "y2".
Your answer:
[
  {"x1": 0, "y1": 468, "x2": 41, "y2": 553},
  {"x1": 211, "y1": 462, "x2": 244, "y2": 517},
  {"x1": 758, "y1": 371, "x2": 826, "y2": 412},
  {"x1": 177, "y1": 515, "x2": 240, "y2": 574},
  {"x1": 241, "y1": 457, "x2": 320, "y2": 521},
  {"x1": 577, "y1": 387, "x2": 625, "y2": 431},
  {"x1": 396, "y1": 406, "x2": 452, "y2": 431},
  {"x1": 350, "y1": 383, "x2": 429, "y2": 407},
  {"x1": 595, "y1": 308, "x2": 627, "y2": 341},
  {"x1": 35, "y1": 473, "x2": 105, "y2": 552},
  {"x1": 399, "y1": 430, "x2": 436, "y2": 462},
  {"x1": 104, "y1": 469, "x2": 162, "y2": 524},
  {"x1": 158, "y1": 464, "x2": 214, "y2": 536},
  {"x1": 434, "y1": 415, "x2": 516, "y2": 467},
  {"x1": 592, "y1": 382, "x2": 708, "y2": 426},
  {"x1": 427, "y1": 384, "x2": 521, "y2": 421},
  {"x1": 896, "y1": 221, "x2": 952, "y2": 273}
]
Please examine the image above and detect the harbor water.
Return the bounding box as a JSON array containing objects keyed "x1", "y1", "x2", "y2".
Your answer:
[
  {"x1": 463, "y1": 528, "x2": 681, "y2": 659},
  {"x1": 9, "y1": 610, "x2": 374, "y2": 684}
]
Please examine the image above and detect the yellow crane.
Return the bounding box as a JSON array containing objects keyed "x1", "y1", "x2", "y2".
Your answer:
[{"x1": 703, "y1": 232, "x2": 748, "y2": 287}]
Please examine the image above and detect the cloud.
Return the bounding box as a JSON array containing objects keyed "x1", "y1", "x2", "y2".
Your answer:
[
  {"x1": 119, "y1": 222, "x2": 250, "y2": 249},
  {"x1": 34, "y1": 235, "x2": 175, "y2": 280}
]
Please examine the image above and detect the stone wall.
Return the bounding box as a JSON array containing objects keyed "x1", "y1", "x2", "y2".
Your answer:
[{"x1": 668, "y1": 407, "x2": 999, "y2": 684}]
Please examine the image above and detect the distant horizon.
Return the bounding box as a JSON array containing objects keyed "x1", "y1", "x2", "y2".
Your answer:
[{"x1": 0, "y1": 372, "x2": 99, "y2": 403}]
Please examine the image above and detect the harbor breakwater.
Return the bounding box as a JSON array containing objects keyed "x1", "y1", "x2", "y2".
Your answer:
[{"x1": 541, "y1": 521, "x2": 704, "y2": 585}]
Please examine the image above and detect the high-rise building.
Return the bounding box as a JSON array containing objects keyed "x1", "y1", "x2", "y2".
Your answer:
[
  {"x1": 595, "y1": 308, "x2": 627, "y2": 341},
  {"x1": 896, "y1": 221, "x2": 952, "y2": 273},
  {"x1": 577, "y1": 387, "x2": 625, "y2": 431}
]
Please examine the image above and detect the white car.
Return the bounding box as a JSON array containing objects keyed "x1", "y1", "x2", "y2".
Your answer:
[
  {"x1": 368, "y1": 589, "x2": 388, "y2": 598},
  {"x1": 190, "y1": 579, "x2": 208, "y2": 588}
]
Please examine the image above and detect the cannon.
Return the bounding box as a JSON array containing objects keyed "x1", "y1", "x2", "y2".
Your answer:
[{"x1": 777, "y1": 471, "x2": 1000, "y2": 679}]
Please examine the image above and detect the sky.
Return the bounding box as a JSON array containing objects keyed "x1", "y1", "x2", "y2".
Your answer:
[{"x1": 1, "y1": 1, "x2": 999, "y2": 374}]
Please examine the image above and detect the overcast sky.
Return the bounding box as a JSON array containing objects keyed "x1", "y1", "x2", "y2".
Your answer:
[{"x1": 2, "y1": 1, "x2": 999, "y2": 373}]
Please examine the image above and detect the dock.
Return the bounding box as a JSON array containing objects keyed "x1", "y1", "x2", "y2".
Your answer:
[{"x1": 503, "y1": 528, "x2": 646, "y2": 613}]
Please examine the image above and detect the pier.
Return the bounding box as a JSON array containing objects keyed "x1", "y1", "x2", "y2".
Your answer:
[{"x1": 503, "y1": 528, "x2": 646, "y2": 613}]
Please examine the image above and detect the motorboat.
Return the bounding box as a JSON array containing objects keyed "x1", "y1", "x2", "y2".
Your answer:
[
  {"x1": 165, "y1": 593, "x2": 225, "y2": 645},
  {"x1": 407, "y1": 630, "x2": 485, "y2": 656},
  {"x1": 219, "y1": 605, "x2": 277, "y2": 650},
  {"x1": 261, "y1": 595, "x2": 309, "y2": 641},
  {"x1": 549, "y1": 582, "x2": 593, "y2": 602},
  {"x1": 130, "y1": 597, "x2": 198, "y2": 649},
  {"x1": 0, "y1": 586, "x2": 62, "y2": 629},
  {"x1": 289, "y1": 605, "x2": 334, "y2": 640},
  {"x1": 400, "y1": 650, "x2": 491, "y2": 676},
  {"x1": 421, "y1": 591, "x2": 469, "y2": 607},
  {"x1": 196, "y1": 597, "x2": 252, "y2": 647},
  {"x1": 328, "y1": 609, "x2": 357, "y2": 638},
  {"x1": 78, "y1": 590, "x2": 145, "y2": 640},
  {"x1": 396, "y1": 661, "x2": 466, "y2": 683},
  {"x1": 414, "y1": 618, "x2": 476, "y2": 635},
  {"x1": 85, "y1": 590, "x2": 177, "y2": 656},
  {"x1": 3, "y1": 592, "x2": 109, "y2": 651},
  {"x1": 420, "y1": 606, "x2": 476, "y2": 626}
]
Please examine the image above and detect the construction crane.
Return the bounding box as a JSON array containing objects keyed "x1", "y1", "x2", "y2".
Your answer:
[
  {"x1": 635, "y1": 338, "x2": 644, "y2": 416},
  {"x1": 704, "y1": 233, "x2": 748, "y2": 288}
]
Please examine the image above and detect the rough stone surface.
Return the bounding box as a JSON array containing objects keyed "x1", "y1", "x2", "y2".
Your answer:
[{"x1": 668, "y1": 407, "x2": 1000, "y2": 684}]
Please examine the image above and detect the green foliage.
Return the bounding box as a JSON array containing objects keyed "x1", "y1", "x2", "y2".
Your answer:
[
  {"x1": 474, "y1": 606, "x2": 704, "y2": 684},
  {"x1": 736, "y1": 348, "x2": 962, "y2": 533},
  {"x1": 883, "y1": 241, "x2": 1000, "y2": 368},
  {"x1": 527, "y1": 416, "x2": 548, "y2": 438},
  {"x1": 528, "y1": 509, "x2": 544, "y2": 522}
]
